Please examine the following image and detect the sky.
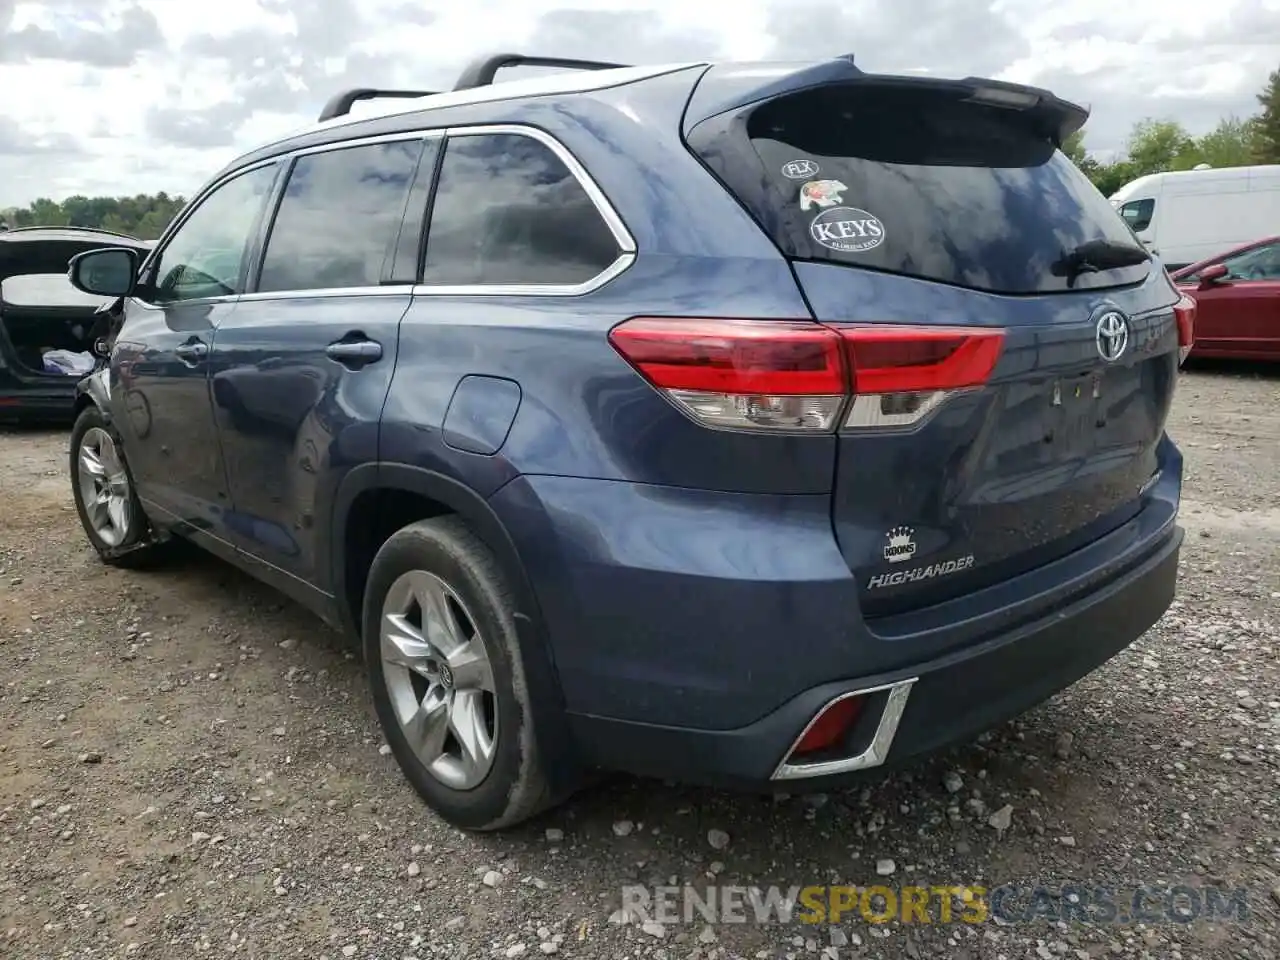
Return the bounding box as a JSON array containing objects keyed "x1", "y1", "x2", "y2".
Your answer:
[{"x1": 1, "y1": 0, "x2": 1278, "y2": 208}]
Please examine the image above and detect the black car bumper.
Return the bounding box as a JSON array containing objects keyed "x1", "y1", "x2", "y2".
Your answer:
[
  {"x1": 0, "y1": 383, "x2": 78, "y2": 423},
  {"x1": 566, "y1": 524, "x2": 1182, "y2": 790}
]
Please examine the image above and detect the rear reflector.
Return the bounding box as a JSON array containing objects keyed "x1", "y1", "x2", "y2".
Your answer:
[
  {"x1": 608, "y1": 317, "x2": 1005, "y2": 432},
  {"x1": 792, "y1": 696, "x2": 864, "y2": 756},
  {"x1": 1173, "y1": 294, "x2": 1195, "y2": 366}
]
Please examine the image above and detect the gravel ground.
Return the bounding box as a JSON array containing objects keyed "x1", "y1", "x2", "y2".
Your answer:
[{"x1": 1, "y1": 362, "x2": 1278, "y2": 960}]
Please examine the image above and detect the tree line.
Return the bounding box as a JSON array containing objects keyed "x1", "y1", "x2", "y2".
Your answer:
[
  {"x1": 0, "y1": 192, "x2": 186, "y2": 240},
  {"x1": 1064, "y1": 66, "x2": 1277, "y2": 194},
  {"x1": 1, "y1": 67, "x2": 1277, "y2": 237}
]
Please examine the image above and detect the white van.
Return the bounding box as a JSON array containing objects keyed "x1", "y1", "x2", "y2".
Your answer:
[{"x1": 1109, "y1": 164, "x2": 1280, "y2": 271}]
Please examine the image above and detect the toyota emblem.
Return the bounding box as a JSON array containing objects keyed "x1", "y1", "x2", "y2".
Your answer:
[{"x1": 1095, "y1": 310, "x2": 1129, "y2": 362}]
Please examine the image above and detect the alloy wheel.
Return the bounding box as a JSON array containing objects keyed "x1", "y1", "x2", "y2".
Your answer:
[
  {"x1": 76, "y1": 427, "x2": 133, "y2": 547},
  {"x1": 380, "y1": 570, "x2": 498, "y2": 790}
]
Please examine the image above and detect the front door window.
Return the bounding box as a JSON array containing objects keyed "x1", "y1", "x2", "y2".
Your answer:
[{"x1": 148, "y1": 164, "x2": 279, "y2": 304}]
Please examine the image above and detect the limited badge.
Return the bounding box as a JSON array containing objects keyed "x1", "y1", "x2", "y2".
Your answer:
[
  {"x1": 809, "y1": 206, "x2": 885, "y2": 253},
  {"x1": 781, "y1": 159, "x2": 820, "y2": 180},
  {"x1": 798, "y1": 179, "x2": 848, "y2": 212}
]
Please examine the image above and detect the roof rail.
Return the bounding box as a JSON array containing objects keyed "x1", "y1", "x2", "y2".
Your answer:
[
  {"x1": 318, "y1": 88, "x2": 440, "y2": 122},
  {"x1": 452, "y1": 53, "x2": 631, "y2": 92}
]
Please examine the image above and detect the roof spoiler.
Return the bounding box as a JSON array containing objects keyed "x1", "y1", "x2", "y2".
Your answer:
[
  {"x1": 317, "y1": 52, "x2": 632, "y2": 121},
  {"x1": 684, "y1": 56, "x2": 1089, "y2": 146},
  {"x1": 957, "y1": 77, "x2": 1090, "y2": 145}
]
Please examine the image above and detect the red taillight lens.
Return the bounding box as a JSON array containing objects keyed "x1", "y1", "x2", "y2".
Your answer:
[
  {"x1": 608, "y1": 317, "x2": 1005, "y2": 433},
  {"x1": 838, "y1": 325, "x2": 1005, "y2": 395},
  {"x1": 792, "y1": 696, "x2": 864, "y2": 756},
  {"x1": 605, "y1": 317, "x2": 845, "y2": 395},
  {"x1": 608, "y1": 317, "x2": 849, "y2": 431},
  {"x1": 1173, "y1": 294, "x2": 1195, "y2": 366}
]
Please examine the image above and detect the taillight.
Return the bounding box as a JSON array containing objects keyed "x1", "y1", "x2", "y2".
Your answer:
[
  {"x1": 607, "y1": 317, "x2": 1005, "y2": 432},
  {"x1": 606, "y1": 318, "x2": 848, "y2": 431},
  {"x1": 1173, "y1": 294, "x2": 1195, "y2": 366},
  {"x1": 840, "y1": 325, "x2": 1005, "y2": 429}
]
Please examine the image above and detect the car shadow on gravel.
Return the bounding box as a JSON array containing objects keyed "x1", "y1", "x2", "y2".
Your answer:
[
  {"x1": 108, "y1": 528, "x2": 1264, "y2": 947},
  {"x1": 131, "y1": 536, "x2": 1128, "y2": 849},
  {"x1": 135, "y1": 539, "x2": 1154, "y2": 839}
]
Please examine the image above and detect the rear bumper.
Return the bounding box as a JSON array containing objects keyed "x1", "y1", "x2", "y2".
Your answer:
[{"x1": 565, "y1": 522, "x2": 1182, "y2": 789}]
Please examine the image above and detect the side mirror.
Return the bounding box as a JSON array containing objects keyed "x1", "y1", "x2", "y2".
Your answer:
[
  {"x1": 68, "y1": 247, "x2": 139, "y2": 298},
  {"x1": 1197, "y1": 262, "x2": 1229, "y2": 288}
]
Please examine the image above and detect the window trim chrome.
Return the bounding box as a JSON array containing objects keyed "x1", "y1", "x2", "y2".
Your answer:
[
  {"x1": 238, "y1": 284, "x2": 416, "y2": 304},
  {"x1": 441, "y1": 123, "x2": 635, "y2": 254},
  {"x1": 289, "y1": 129, "x2": 443, "y2": 157},
  {"x1": 144, "y1": 123, "x2": 635, "y2": 307},
  {"x1": 411, "y1": 122, "x2": 636, "y2": 298},
  {"x1": 410, "y1": 252, "x2": 636, "y2": 299}
]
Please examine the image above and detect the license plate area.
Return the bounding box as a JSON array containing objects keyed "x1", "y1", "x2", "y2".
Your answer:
[{"x1": 1047, "y1": 371, "x2": 1103, "y2": 453}]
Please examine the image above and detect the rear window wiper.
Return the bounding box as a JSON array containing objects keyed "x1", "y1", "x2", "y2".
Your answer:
[{"x1": 1051, "y1": 239, "x2": 1149, "y2": 288}]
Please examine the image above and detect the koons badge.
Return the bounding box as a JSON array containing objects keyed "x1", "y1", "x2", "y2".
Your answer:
[{"x1": 809, "y1": 206, "x2": 885, "y2": 254}]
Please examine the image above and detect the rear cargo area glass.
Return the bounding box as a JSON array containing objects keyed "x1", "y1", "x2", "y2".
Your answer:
[{"x1": 694, "y1": 84, "x2": 1150, "y2": 295}]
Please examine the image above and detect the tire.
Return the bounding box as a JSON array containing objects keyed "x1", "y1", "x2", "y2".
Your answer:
[
  {"x1": 363, "y1": 516, "x2": 553, "y2": 831},
  {"x1": 69, "y1": 406, "x2": 163, "y2": 568}
]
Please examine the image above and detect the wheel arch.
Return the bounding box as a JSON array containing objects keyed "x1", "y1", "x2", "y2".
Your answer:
[
  {"x1": 331, "y1": 463, "x2": 581, "y2": 785},
  {"x1": 75, "y1": 368, "x2": 112, "y2": 419}
]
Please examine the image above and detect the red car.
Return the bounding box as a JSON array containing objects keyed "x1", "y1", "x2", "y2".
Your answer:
[{"x1": 1169, "y1": 236, "x2": 1280, "y2": 360}]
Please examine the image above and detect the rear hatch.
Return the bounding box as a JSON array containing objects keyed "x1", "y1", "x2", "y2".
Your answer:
[
  {"x1": 0, "y1": 230, "x2": 148, "y2": 382},
  {"x1": 685, "y1": 67, "x2": 1183, "y2": 616}
]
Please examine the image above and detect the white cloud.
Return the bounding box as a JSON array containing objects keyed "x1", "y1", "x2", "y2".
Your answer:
[{"x1": 0, "y1": 0, "x2": 1277, "y2": 208}]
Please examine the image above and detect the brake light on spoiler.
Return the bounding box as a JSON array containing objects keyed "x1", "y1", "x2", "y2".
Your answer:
[{"x1": 607, "y1": 318, "x2": 1005, "y2": 432}]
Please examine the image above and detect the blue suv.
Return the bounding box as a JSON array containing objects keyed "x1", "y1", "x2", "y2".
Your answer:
[{"x1": 65, "y1": 53, "x2": 1194, "y2": 830}]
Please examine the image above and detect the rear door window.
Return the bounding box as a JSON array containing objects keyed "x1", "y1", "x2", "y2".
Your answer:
[
  {"x1": 256, "y1": 139, "x2": 426, "y2": 293},
  {"x1": 688, "y1": 83, "x2": 1151, "y2": 295},
  {"x1": 421, "y1": 131, "x2": 622, "y2": 288}
]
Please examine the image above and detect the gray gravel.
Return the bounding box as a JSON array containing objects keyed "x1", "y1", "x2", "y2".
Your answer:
[{"x1": 1, "y1": 362, "x2": 1278, "y2": 960}]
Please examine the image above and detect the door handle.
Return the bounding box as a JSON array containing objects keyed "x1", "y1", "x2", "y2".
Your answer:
[
  {"x1": 325, "y1": 338, "x2": 382, "y2": 367},
  {"x1": 175, "y1": 339, "x2": 208, "y2": 364}
]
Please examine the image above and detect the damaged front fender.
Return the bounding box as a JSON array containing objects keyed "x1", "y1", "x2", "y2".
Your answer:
[{"x1": 76, "y1": 365, "x2": 113, "y2": 419}]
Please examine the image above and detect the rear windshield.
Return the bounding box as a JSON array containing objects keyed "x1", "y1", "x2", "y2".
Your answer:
[
  {"x1": 690, "y1": 84, "x2": 1150, "y2": 295},
  {"x1": 1, "y1": 273, "x2": 112, "y2": 309}
]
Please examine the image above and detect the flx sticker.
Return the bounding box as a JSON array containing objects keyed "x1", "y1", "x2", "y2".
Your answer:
[
  {"x1": 798, "y1": 179, "x2": 848, "y2": 212},
  {"x1": 781, "y1": 159, "x2": 820, "y2": 179},
  {"x1": 809, "y1": 205, "x2": 885, "y2": 254}
]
